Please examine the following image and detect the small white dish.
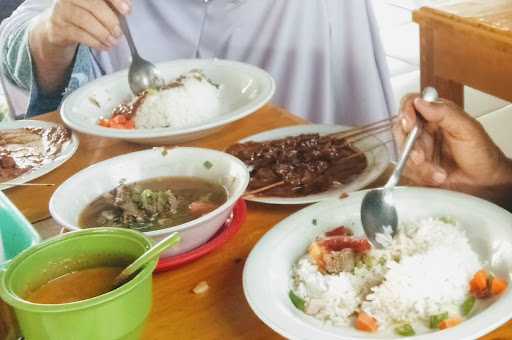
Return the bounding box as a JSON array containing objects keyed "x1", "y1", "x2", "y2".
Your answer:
[
  {"x1": 49, "y1": 147, "x2": 250, "y2": 258},
  {"x1": 236, "y1": 124, "x2": 390, "y2": 205},
  {"x1": 0, "y1": 120, "x2": 79, "y2": 190},
  {"x1": 243, "y1": 187, "x2": 512, "y2": 340},
  {"x1": 60, "y1": 59, "x2": 275, "y2": 145}
]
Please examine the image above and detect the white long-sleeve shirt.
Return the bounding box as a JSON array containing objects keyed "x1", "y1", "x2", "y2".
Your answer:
[{"x1": 1, "y1": 0, "x2": 394, "y2": 125}]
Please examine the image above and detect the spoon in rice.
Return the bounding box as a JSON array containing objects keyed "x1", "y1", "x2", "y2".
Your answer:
[
  {"x1": 360, "y1": 87, "x2": 439, "y2": 248},
  {"x1": 118, "y1": 14, "x2": 165, "y2": 94}
]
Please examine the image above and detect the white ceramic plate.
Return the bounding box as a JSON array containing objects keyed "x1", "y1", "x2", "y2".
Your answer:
[
  {"x1": 60, "y1": 59, "x2": 275, "y2": 145},
  {"x1": 49, "y1": 147, "x2": 249, "y2": 258},
  {"x1": 0, "y1": 120, "x2": 79, "y2": 190},
  {"x1": 243, "y1": 188, "x2": 512, "y2": 340},
  {"x1": 236, "y1": 124, "x2": 390, "y2": 205}
]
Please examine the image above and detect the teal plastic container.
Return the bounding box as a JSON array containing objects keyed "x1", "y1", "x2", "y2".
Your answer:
[
  {"x1": 0, "y1": 190, "x2": 40, "y2": 339},
  {"x1": 0, "y1": 191, "x2": 40, "y2": 267}
]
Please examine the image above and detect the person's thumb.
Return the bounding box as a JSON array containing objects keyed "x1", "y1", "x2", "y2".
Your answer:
[{"x1": 413, "y1": 98, "x2": 477, "y2": 139}]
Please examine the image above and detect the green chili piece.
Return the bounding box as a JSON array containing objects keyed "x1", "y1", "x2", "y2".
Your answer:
[
  {"x1": 395, "y1": 323, "x2": 415, "y2": 337},
  {"x1": 289, "y1": 290, "x2": 305, "y2": 312},
  {"x1": 462, "y1": 296, "x2": 476, "y2": 316}
]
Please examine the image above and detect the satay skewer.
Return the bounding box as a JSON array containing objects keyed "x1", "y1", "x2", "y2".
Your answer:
[{"x1": 243, "y1": 139, "x2": 393, "y2": 197}]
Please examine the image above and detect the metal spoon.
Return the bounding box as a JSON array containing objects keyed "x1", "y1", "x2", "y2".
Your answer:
[
  {"x1": 360, "y1": 87, "x2": 439, "y2": 248},
  {"x1": 112, "y1": 232, "x2": 181, "y2": 288},
  {"x1": 118, "y1": 15, "x2": 165, "y2": 94}
]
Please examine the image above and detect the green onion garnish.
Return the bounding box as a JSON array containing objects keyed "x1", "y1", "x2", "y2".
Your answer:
[{"x1": 203, "y1": 161, "x2": 213, "y2": 170}]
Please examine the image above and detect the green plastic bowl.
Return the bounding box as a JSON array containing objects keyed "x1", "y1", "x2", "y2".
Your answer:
[
  {"x1": 0, "y1": 228, "x2": 156, "y2": 340},
  {"x1": 0, "y1": 191, "x2": 40, "y2": 267}
]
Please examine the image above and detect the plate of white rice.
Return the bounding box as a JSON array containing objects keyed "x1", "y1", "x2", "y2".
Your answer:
[
  {"x1": 60, "y1": 59, "x2": 275, "y2": 145},
  {"x1": 243, "y1": 187, "x2": 512, "y2": 339}
]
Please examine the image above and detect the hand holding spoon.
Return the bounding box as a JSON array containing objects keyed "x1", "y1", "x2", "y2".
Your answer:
[
  {"x1": 360, "y1": 87, "x2": 439, "y2": 248},
  {"x1": 112, "y1": 232, "x2": 181, "y2": 288}
]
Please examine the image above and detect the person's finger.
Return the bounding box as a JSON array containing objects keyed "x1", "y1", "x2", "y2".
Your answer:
[
  {"x1": 399, "y1": 93, "x2": 418, "y2": 113},
  {"x1": 416, "y1": 129, "x2": 434, "y2": 162},
  {"x1": 63, "y1": 6, "x2": 117, "y2": 48},
  {"x1": 399, "y1": 93, "x2": 419, "y2": 133},
  {"x1": 105, "y1": 0, "x2": 132, "y2": 15},
  {"x1": 71, "y1": 0, "x2": 122, "y2": 38},
  {"x1": 393, "y1": 110, "x2": 434, "y2": 166},
  {"x1": 403, "y1": 158, "x2": 448, "y2": 186},
  {"x1": 61, "y1": 23, "x2": 109, "y2": 50},
  {"x1": 392, "y1": 114, "x2": 407, "y2": 149}
]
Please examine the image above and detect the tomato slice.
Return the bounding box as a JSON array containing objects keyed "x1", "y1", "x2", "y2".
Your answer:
[
  {"x1": 320, "y1": 236, "x2": 371, "y2": 253},
  {"x1": 325, "y1": 226, "x2": 353, "y2": 237}
]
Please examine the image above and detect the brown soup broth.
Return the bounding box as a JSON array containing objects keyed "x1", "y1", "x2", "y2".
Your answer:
[
  {"x1": 79, "y1": 176, "x2": 228, "y2": 232},
  {"x1": 25, "y1": 266, "x2": 123, "y2": 304}
]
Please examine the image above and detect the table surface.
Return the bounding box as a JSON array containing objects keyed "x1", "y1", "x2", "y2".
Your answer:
[
  {"x1": 419, "y1": 0, "x2": 512, "y2": 34},
  {"x1": 5, "y1": 105, "x2": 510, "y2": 339}
]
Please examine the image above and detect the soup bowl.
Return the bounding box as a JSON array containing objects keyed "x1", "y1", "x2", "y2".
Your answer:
[
  {"x1": 0, "y1": 228, "x2": 156, "y2": 340},
  {"x1": 49, "y1": 147, "x2": 250, "y2": 257}
]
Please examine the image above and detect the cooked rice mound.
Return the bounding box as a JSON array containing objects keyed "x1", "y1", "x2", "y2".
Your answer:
[
  {"x1": 132, "y1": 70, "x2": 221, "y2": 129},
  {"x1": 291, "y1": 218, "x2": 481, "y2": 331}
]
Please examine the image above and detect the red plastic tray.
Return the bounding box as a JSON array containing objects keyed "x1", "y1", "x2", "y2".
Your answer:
[{"x1": 155, "y1": 199, "x2": 247, "y2": 272}]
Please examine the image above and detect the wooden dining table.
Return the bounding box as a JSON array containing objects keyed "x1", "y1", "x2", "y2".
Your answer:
[
  {"x1": 5, "y1": 105, "x2": 511, "y2": 339},
  {"x1": 414, "y1": 0, "x2": 512, "y2": 107}
]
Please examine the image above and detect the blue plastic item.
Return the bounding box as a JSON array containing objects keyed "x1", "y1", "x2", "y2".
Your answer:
[{"x1": 0, "y1": 191, "x2": 40, "y2": 267}]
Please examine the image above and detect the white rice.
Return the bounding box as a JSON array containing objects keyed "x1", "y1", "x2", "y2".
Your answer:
[
  {"x1": 133, "y1": 70, "x2": 221, "y2": 129},
  {"x1": 291, "y1": 217, "x2": 482, "y2": 331}
]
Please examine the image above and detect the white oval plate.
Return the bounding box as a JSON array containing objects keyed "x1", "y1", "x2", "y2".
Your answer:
[
  {"x1": 243, "y1": 188, "x2": 512, "y2": 340},
  {"x1": 236, "y1": 124, "x2": 390, "y2": 205},
  {"x1": 0, "y1": 120, "x2": 79, "y2": 190},
  {"x1": 60, "y1": 59, "x2": 275, "y2": 145}
]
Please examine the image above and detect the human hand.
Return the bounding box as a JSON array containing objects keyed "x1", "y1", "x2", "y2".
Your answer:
[
  {"x1": 394, "y1": 94, "x2": 512, "y2": 207},
  {"x1": 43, "y1": 0, "x2": 132, "y2": 50}
]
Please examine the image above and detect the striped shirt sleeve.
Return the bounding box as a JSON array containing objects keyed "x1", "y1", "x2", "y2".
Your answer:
[{"x1": 2, "y1": 22, "x2": 96, "y2": 117}]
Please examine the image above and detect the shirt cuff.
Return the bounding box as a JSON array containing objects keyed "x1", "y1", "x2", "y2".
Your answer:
[{"x1": 26, "y1": 44, "x2": 94, "y2": 117}]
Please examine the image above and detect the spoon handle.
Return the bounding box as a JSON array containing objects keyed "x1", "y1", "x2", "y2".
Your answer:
[
  {"x1": 113, "y1": 232, "x2": 181, "y2": 287},
  {"x1": 118, "y1": 15, "x2": 139, "y2": 58},
  {"x1": 386, "y1": 122, "x2": 422, "y2": 188},
  {"x1": 385, "y1": 87, "x2": 439, "y2": 189}
]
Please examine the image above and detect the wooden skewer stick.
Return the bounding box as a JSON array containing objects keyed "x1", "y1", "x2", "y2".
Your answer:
[
  {"x1": 326, "y1": 116, "x2": 397, "y2": 140},
  {"x1": 335, "y1": 122, "x2": 393, "y2": 142},
  {"x1": 2, "y1": 183, "x2": 55, "y2": 187},
  {"x1": 244, "y1": 181, "x2": 285, "y2": 197},
  {"x1": 342, "y1": 124, "x2": 392, "y2": 146}
]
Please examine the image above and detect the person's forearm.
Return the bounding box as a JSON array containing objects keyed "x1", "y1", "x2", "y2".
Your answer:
[{"x1": 28, "y1": 16, "x2": 77, "y2": 96}]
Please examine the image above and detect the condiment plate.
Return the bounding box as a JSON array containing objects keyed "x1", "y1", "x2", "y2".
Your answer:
[
  {"x1": 155, "y1": 199, "x2": 246, "y2": 272},
  {"x1": 243, "y1": 187, "x2": 512, "y2": 339},
  {"x1": 60, "y1": 59, "x2": 275, "y2": 145},
  {"x1": 0, "y1": 120, "x2": 79, "y2": 190},
  {"x1": 236, "y1": 124, "x2": 390, "y2": 205}
]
